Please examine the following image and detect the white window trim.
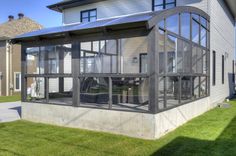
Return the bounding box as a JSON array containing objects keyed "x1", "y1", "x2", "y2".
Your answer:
[{"x1": 14, "y1": 72, "x2": 21, "y2": 92}]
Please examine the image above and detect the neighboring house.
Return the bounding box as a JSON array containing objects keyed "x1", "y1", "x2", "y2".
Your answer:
[
  {"x1": 0, "y1": 14, "x2": 42, "y2": 96},
  {"x1": 12, "y1": 0, "x2": 236, "y2": 139}
]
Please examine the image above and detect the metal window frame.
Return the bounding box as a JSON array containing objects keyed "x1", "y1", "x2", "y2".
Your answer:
[{"x1": 21, "y1": 7, "x2": 210, "y2": 114}]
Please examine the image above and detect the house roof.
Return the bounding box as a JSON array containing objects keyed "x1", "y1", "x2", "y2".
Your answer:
[
  {"x1": 47, "y1": 0, "x2": 107, "y2": 12},
  {"x1": 11, "y1": 6, "x2": 209, "y2": 44},
  {"x1": 0, "y1": 17, "x2": 43, "y2": 41}
]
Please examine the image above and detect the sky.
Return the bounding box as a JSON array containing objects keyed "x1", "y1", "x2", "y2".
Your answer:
[{"x1": 0, "y1": 0, "x2": 62, "y2": 28}]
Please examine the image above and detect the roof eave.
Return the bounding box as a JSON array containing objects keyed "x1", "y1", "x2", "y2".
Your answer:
[{"x1": 47, "y1": 0, "x2": 108, "y2": 13}]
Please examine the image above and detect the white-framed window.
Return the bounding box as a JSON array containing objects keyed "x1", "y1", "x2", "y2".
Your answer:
[{"x1": 14, "y1": 72, "x2": 21, "y2": 92}]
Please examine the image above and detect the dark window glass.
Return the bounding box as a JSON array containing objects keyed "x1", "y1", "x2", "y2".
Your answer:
[
  {"x1": 81, "y1": 9, "x2": 97, "y2": 23},
  {"x1": 233, "y1": 60, "x2": 235, "y2": 83},
  {"x1": 213, "y1": 51, "x2": 216, "y2": 86},
  {"x1": 153, "y1": 0, "x2": 176, "y2": 11},
  {"x1": 222, "y1": 55, "x2": 225, "y2": 84},
  {"x1": 15, "y1": 73, "x2": 20, "y2": 90},
  {"x1": 181, "y1": 13, "x2": 190, "y2": 39}
]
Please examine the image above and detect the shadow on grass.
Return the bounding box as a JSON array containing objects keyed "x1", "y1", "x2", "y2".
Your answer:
[{"x1": 152, "y1": 116, "x2": 236, "y2": 156}]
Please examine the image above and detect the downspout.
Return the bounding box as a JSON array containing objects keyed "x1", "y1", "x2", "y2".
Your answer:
[
  {"x1": 6, "y1": 41, "x2": 9, "y2": 96},
  {"x1": 9, "y1": 42, "x2": 13, "y2": 96}
]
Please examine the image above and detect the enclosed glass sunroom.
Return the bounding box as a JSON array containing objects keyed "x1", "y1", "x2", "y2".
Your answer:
[{"x1": 13, "y1": 6, "x2": 210, "y2": 113}]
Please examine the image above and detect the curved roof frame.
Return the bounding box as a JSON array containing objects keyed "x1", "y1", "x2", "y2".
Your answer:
[
  {"x1": 11, "y1": 6, "x2": 209, "y2": 44},
  {"x1": 147, "y1": 6, "x2": 210, "y2": 29}
]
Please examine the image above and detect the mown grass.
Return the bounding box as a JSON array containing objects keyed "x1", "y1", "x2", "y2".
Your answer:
[
  {"x1": 0, "y1": 100, "x2": 236, "y2": 156},
  {"x1": 0, "y1": 95, "x2": 21, "y2": 103}
]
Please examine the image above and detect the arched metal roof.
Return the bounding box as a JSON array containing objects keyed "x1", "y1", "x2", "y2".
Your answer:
[{"x1": 12, "y1": 6, "x2": 209, "y2": 43}]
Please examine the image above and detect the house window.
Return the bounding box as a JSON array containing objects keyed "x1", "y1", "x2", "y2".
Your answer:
[
  {"x1": 81, "y1": 9, "x2": 97, "y2": 23},
  {"x1": 153, "y1": 0, "x2": 176, "y2": 11},
  {"x1": 222, "y1": 55, "x2": 225, "y2": 84},
  {"x1": 14, "y1": 72, "x2": 21, "y2": 92},
  {"x1": 233, "y1": 60, "x2": 235, "y2": 83},
  {"x1": 212, "y1": 51, "x2": 216, "y2": 86}
]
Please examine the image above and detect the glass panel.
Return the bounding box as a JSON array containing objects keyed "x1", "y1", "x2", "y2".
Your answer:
[
  {"x1": 82, "y1": 12, "x2": 89, "y2": 18},
  {"x1": 166, "y1": 3, "x2": 175, "y2": 9},
  {"x1": 181, "y1": 76, "x2": 192, "y2": 103},
  {"x1": 182, "y1": 41, "x2": 191, "y2": 73},
  {"x1": 192, "y1": 19, "x2": 200, "y2": 44},
  {"x1": 49, "y1": 78, "x2": 72, "y2": 105},
  {"x1": 82, "y1": 18, "x2": 89, "y2": 23},
  {"x1": 166, "y1": 0, "x2": 175, "y2": 3},
  {"x1": 15, "y1": 74, "x2": 20, "y2": 90},
  {"x1": 26, "y1": 47, "x2": 39, "y2": 74},
  {"x1": 90, "y1": 10, "x2": 97, "y2": 17},
  {"x1": 192, "y1": 46, "x2": 197, "y2": 73},
  {"x1": 167, "y1": 35, "x2": 177, "y2": 73},
  {"x1": 26, "y1": 77, "x2": 45, "y2": 102},
  {"x1": 166, "y1": 14, "x2": 179, "y2": 34},
  {"x1": 200, "y1": 26, "x2": 207, "y2": 47},
  {"x1": 192, "y1": 14, "x2": 199, "y2": 22},
  {"x1": 203, "y1": 50, "x2": 207, "y2": 74},
  {"x1": 90, "y1": 17, "x2": 97, "y2": 22},
  {"x1": 158, "y1": 29, "x2": 165, "y2": 74},
  {"x1": 181, "y1": 13, "x2": 190, "y2": 39},
  {"x1": 193, "y1": 76, "x2": 199, "y2": 99},
  {"x1": 63, "y1": 44, "x2": 72, "y2": 74},
  {"x1": 154, "y1": 0, "x2": 163, "y2": 5},
  {"x1": 166, "y1": 76, "x2": 179, "y2": 108},
  {"x1": 200, "y1": 77, "x2": 207, "y2": 97},
  {"x1": 120, "y1": 36, "x2": 148, "y2": 74},
  {"x1": 154, "y1": 5, "x2": 164, "y2": 11},
  {"x1": 200, "y1": 16, "x2": 207, "y2": 28},
  {"x1": 80, "y1": 77, "x2": 109, "y2": 108},
  {"x1": 112, "y1": 77, "x2": 149, "y2": 111},
  {"x1": 158, "y1": 77, "x2": 165, "y2": 109},
  {"x1": 140, "y1": 54, "x2": 148, "y2": 73},
  {"x1": 80, "y1": 40, "x2": 117, "y2": 73}
]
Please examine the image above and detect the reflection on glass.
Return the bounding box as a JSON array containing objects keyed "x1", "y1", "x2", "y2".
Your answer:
[
  {"x1": 181, "y1": 13, "x2": 190, "y2": 39},
  {"x1": 166, "y1": 76, "x2": 179, "y2": 107},
  {"x1": 80, "y1": 77, "x2": 109, "y2": 107},
  {"x1": 167, "y1": 35, "x2": 177, "y2": 73},
  {"x1": 49, "y1": 78, "x2": 72, "y2": 105},
  {"x1": 158, "y1": 77, "x2": 165, "y2": 109},
  {"x1": 192, "y1": 19, "x2": 200, "y2": 44},
  {"x1": 200, "y1": 77, "x2": 207, "y2": 97},
  {"x1": 26, "y1": 47, "x2": 39, "y2": 74},
  {"x1": 193, "y1": 76, "x2": 199, "y2": 99},
  {"x1": 158, "y1": 29, "x2": 165, "y2": 74},
  {"x1": 201, "y1": 26, "x2": 207, "y2": 47},
  {"x1": 112, "y1": 77, "x2": 149, "y2": 111},
  {"x1": 181, "y1": 76, "x2": 192, "y2": 102},
  {"x1": 166, "y1": 14, "x2": 179, "y2": 34},
  {"x1": 26, "y1": 77, "x2": 45, "y2": 102}
]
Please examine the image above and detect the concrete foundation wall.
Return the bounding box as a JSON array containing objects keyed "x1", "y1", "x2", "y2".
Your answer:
[{"x1": 22, "y1": 96, "x2": 216, "y2": 139}]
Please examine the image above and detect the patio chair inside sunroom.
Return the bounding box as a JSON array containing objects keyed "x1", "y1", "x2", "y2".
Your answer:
[{"x1": 12, "y1": 6, "x2": 210, "y2": 113}]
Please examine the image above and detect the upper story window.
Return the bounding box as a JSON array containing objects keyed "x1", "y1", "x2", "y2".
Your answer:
[
  {"x1": 80, "y1": 9, "x2": 97, "y2": 23},
  {"x1": 153, "y1": 0, "x2": 176, "y2": 11}
]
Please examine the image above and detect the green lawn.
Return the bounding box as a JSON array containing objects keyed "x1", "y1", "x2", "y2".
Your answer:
[
  {"x1": 0, "y1": 95, "x2": 21, "y2": 103},
  {"x1": 1, "y1": 100, "x2": 236, "y2": 156}
]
